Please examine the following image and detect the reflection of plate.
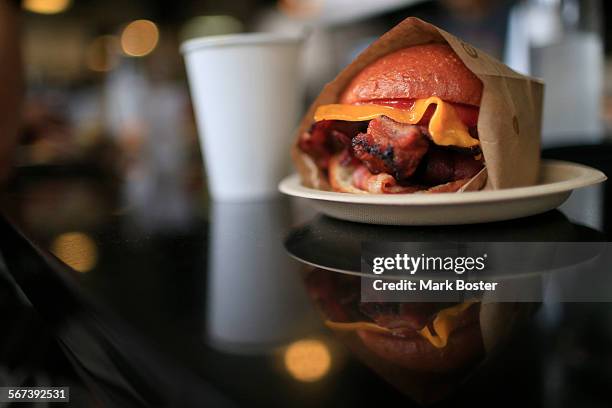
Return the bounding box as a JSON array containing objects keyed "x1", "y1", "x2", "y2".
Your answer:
[
  {"x1": 279, "y1": 160, "x2": 606, "y2": 225},
  {"x1": 284, "y1": 211, "x2": 604, "y2": 276}
]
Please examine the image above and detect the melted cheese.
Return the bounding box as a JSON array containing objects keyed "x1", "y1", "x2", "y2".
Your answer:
[
  {"x1": 418, "y1": 302, "x2": 476, "y2": 348},
  {"x1": 325, "y1": 321, "x2": 391, "y2": 334},
  {"x1": 313, "y1": 97, "x2": 479, "y2": 148},
  {"x1": 323, "y1": 301, "x2": 476, "y2": 349}
]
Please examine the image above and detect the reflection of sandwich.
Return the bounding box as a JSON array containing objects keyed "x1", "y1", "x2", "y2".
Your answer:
[
  {"x1": 306, "y1": 269, "x2": 484, "y2": 373},
  {"x1": 298, "y1": 44, "x2": 485, "y2": 194}
]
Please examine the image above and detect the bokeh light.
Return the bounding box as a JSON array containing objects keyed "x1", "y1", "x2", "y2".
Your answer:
[
  {"x1": 51, "y1": 232, "x2": 98, "y2": 273},
  {"x1": 23, "y1": 0, "x2": 72, "y2": 15},
  {"x1": 121, "y1": 20, "x2": 159, "y2": 57},
  {"x1": 284, "y1": 339, "x2": 331, "y2": 382},
  {"x1": 85, "y1": 35, "x2": 120, "y2": 72},
  {"x1": 180, "y1": 15, "x2": 243, "y2": 42}
]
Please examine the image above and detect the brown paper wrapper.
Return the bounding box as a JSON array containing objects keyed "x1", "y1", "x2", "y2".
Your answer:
[{"x1": 292, "y1": 17, "x2": 544, "y2": 191}]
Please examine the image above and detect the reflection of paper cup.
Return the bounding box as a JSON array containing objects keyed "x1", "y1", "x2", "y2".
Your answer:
[
  {"x1": 206, "y1": 200, "x2": 316, "y2": 354},
  {"x1": 181, "y1": 34, "x2": 304, "y2": 201}
]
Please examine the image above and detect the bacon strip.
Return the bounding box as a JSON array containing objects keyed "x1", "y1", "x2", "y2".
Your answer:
[
  {"x1": 419, "y1": 147, "x2": 484, "y2": 185},
  {"x1": 328, "y1": 151, "x2": 368, "y2": 194},
  {"x1": 352, "y1": 164, "x2": 421, "y2": 194},
  {"x1": 298, "y1": 120, "x2": 367, "y2": 170},
  {"x1": 301, "y1": 116, "x2": 484, "y2": 194},
  {"x1": 352, "y1": 117, "x2": 429, "y2": 179},
  {"x1": 426, "y1": 178, "x2": 471, "y2": 193}
]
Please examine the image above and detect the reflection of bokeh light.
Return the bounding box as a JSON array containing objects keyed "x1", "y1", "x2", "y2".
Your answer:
[
  {"x1": 180, "y1": 15, "x2": 243, "y2": 42},
  {"x1": 86, "y1": 35, "x2": 120, "y2": 72},
  {"x1": 121, "y1": 20, "x2": 159, "y2": 57},
  {"x1": 284, "y1": 339, "x2": 331, "y2": 382},
  {"x1": 51, "y1": 232, "x2": 98, "y2": 273},
  {"x1": 23, "y1": 0, "x2": 72, "y2": 14}
]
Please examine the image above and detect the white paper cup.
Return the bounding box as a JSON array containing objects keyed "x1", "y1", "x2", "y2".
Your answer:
[{"x1": 181, "y1": 33, "x2": 304, "y2": 201}]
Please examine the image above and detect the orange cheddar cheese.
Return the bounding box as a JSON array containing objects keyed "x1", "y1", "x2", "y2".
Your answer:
[{"x1": 314, "y1": 97, "x2": 480, "y2": 149}]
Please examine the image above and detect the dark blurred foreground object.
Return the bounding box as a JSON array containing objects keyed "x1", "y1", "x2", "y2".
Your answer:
[
  {"x1": 0, "y1": 1, "x2": 23, "y2": 183},
  {"x1": 0, "y1": 215, "x2": 235, "y2": 407}
]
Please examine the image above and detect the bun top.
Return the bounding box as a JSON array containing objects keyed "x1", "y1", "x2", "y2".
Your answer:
[{"x1": 340, "y1": 43, "x2": 483, "y2": 107}]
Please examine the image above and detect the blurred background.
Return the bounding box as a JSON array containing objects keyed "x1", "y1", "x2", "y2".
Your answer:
[
  {"x1": 3, "y1": 0, "x2": 612, "y2": 238},
  {"x1": 1, "y1": 3, "x2": 612, "y2": 405}
]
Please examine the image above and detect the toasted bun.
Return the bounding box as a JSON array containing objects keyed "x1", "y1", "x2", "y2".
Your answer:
[{"x1": 340, "y1": 43, "x2": 483, "y2": 107}]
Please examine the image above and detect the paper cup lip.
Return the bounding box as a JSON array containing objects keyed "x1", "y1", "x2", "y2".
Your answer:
[{"x1": 180, "y1": 32, "x2": 305, "y2": 54}]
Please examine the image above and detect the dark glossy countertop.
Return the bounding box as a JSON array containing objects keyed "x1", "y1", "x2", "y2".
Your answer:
[{"x1": 1, "y1": 145, "x2": 612, "y2": 407}]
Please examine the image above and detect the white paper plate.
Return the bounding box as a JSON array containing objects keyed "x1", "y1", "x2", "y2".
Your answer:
[{"x1": 279, "y1": 160, "x2": 607, "y2": 225}]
